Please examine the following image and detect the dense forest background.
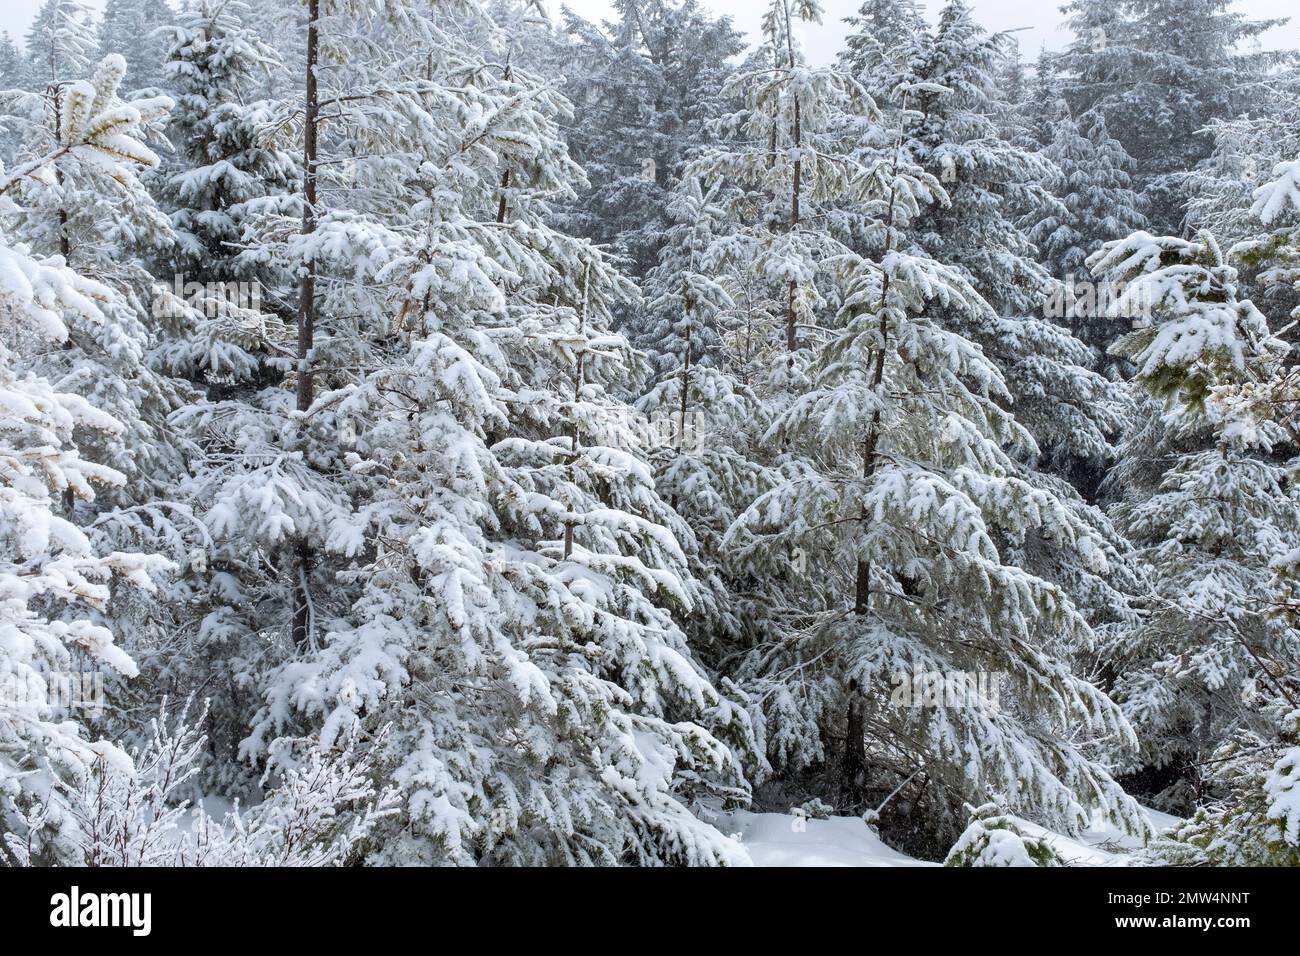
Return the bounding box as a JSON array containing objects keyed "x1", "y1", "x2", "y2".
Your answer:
[{"x1": 2, "y1": 0, "x2": 1300, "y2": 866}]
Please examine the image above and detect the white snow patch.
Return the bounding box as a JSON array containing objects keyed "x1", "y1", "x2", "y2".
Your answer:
[
  {"x1": 718, "y1": 811, "x2": 934, "y2": 867},
  {"x1": 715, "y1": 807, "x2": 1181, "y2": 867},
  {"x1": 1015, "y1": 808, "x2": 1181, "y2": 866}
]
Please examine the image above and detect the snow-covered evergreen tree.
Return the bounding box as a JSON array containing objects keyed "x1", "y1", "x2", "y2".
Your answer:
[
  {"x1": 690, "y1": 0, "x2": 877, "y2": 391},
  {"x1": 632, "y1": 176, "x2": 776, "y2": 722},
  {"x1": 24, "y1": 0, "x2": 98, "y2": 88},
  {"x1": 542, "y1": 0, "x2": 744, "y2": 280},
  {"x1": 1025, "y1": 106, "x2": 1145, "y2": 357},
  {"x1": 0, "y1": 32, "x2": 26, "y2": 95},
  {"x1": 129, "y1": 0, "x2": 303, "y2": 792},
  {"x1": 0, "y1": 33, "x2": 30, "y2": 162},
  {"x1": 1093, "y1": 228, "x2": 1299, "y2": 810},
  {"x1": 1028, "y1": 109, "x2": 1144, "y2": 285},
  {"x1": 720, "y1": 68, "x2": 1148, "y2": 852},
  {"x1": 944, "y1": 802, "x2": 1065, "y2": 866},
  {"x1": 153, "y1": 0, "x2": 298, "y2": 351},
  {"x1": 839, "y1": 7, "x2": 1135, "y2": 674},
  {"x1": 4, "y1": 53, "x2": 185, "y2": 510},
  {"x1": 220, "y1": 0, "x2": 758, "y2": 865},
  {"x1": 1186, "y1": 67, "x2": 1300, "y2": 247},
  {"x1": 0, "y1": 65, "x2": 172, "y2": 865},
  {"x1": 839, "y1": 0, "x2": 926, "y2": 107},
  {"x1": 1018, "y1": 52, "x2": 1066, "y2": 150},
  {"x1": 855, "y1": 2, "x2": 1125, "y2": 481},
  {"x1": 1124, "y1": 156, "x2": 1300, "y2": 852}
]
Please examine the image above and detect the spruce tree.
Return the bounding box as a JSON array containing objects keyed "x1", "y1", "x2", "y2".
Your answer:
[
  {"x1": 24, "y1": 0, "x2": 98, "y2": 87},
  {"x1": 0, "y1": 60, "x2": 172, "y2": 864},
  {"x1": 136, "y1": 0, "x2": 302, "y2": 793},
  {"x1": 723, "y1": 82, "x2": 1148, "y2": 853},
  {"x1": 542, "y1": 0, "x2": 744, "y2": 280},
  {"x1": 1026, "y1": 106, "x2": 1145, "y2": 357},
  {"x1": 1093, "y1": 228, "x2": 1297, "y2": 810},
  {"x1": 231, "y1": 0, "x2": 756, "y2": 865}
]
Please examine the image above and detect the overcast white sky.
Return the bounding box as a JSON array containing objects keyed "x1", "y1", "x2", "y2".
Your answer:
[{"x1": 4, "y1": 0, "x2": 1299, "y2": 64}]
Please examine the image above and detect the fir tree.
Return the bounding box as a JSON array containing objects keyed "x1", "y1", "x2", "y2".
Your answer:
[
  {"x1": 1093, "y1": 228, "x2": 1298, "y2": 810},
  {"x1": 722, "y1": 66, "x2": 1147, "y2": 853},
  {"x1": 25, "y1": 0, "x2": 98, "y2": 87},
  {"x1": 1026, "y1": 106, "x2": 1146, "y2": 357},
  {"x1": 542, "y1": 0, "x2": 744, "y2": 280},
  {"x1": 232, "y1": 0, "x2": 757, "y2": 865},
  {"x1": 5, "y1": 52, "x2": 183, "y2": 500},
  {"x1": 137, "y1": 0, "x2": 302, "y2": 793},
  {"x1": 0, "y1": 61, "x2": 172, "y2": 865}
]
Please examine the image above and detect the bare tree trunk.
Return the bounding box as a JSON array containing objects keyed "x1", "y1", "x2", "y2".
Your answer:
[
  {"x1": 563, "y1": 262, "x2": 590, "y2": 560},
  {"x1": 496, "y1": 62, "x2": 513, "y2": 224},
  {"x1": 678, "y1": 322, "x2": 692, "y2": 451},
  {"x1": 50, "y1": 83, "x2": 76, "y2": 515},
  {"x1": 853, "y1": 271, "x2": 890, "y2": 616},
  {"x1": 785, "y1": 14, "x2": 801, "y2": 363},
  {"x1": 766, "y1": 45, "x2": 779, "y2": 171},
  {"x1": 842, "y1": 678, "x2": 867, "y2": 804},
  {"x1": 496, "y1": 168, "x2": 511, "y2": 224},
  {"x1": 670, "y1": 312, "x2": 692, "y2": 512},
  {"x1": 292, "y1": 0, "x2": 320, "y2": 649}
]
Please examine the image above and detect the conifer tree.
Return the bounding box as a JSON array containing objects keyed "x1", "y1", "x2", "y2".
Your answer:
[
  {"x1": 0, "y1": 32, "x2": 25, "y2": 93},
  {"x1": 0, "y1": 61, "x2": 172, "y2": 864},
  {"x1": 690, "y1": 0, "x2": 874, "y2": 390},
  {"x1": 633, "y1": 175, "x2": 776, "y2": 711},
  {"x1": 231, "y1": 0, "x2": 756, "y2": 864},
  {"x1": 25, "y1": 0, "x2": 98, "y2": 87},
  {"x1": 133, "y1": 0, "x2": 303, "y2": 791},
  {"x1": 721, "y1": 58, "x2": 1147, "y2": 852},
  {"x1": 1130, "y1": 158, "x2": 1300, "y2": 854},
  {"x1": 852, "y1": 2, "x2": 1126, "y2": 479},
  {"x1": 1026, "y1": 106, "x2": 1145, "y2": 357},
  {"x1": 4, "y1": 53, "x2": 184, "y2": 508},
  {"x1": 546, "y1": 0, "x2": 744, "y2": 280},
  {"x1": 1092, "y1": 228, "x2": 1298, "y2": 810}
]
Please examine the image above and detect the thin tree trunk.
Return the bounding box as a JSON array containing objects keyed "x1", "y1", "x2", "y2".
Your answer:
[
  {"x1": 563, "y1": 262, "x2": 590, "y2": 560},
  {"x1": 766, "y1": 45, "x2": 779, "y2": 171},
  {"x1": 851, "y1": 210, "x2": 900, "y2": 610},
  {"x1": 678, "y1": 322, "x2": 692, "y2": 451},
  {"x1": 851, "y1": 102, "x2": 909, "y2": 617},
  {"x1": 785, "y1": 11, "x2": 801, "y2": 363},
  {"x1": 496, "y1": 62, "x2": 513, "y2": 224},
  {"x1": 845, "y1": 102, "x2": 912, "y2": 799},
  {"x1": 671, "y1": 313, "x2": 692, "y2": 512},
  {"x1": 50, "y1": 83, "x2": 76, "y2": 514},
  {"x1": 842, "y1": 678, "x2": 867, "y2": 803},
  {"x1": 852, "y1": 292, "x2": 889, "y2": 615},
  {"x1": 496, "y1": 168, "x2": 511, "y2": 224},
  {"x1": 292, "y1": 0, "x2": 320, "y2": 649}
]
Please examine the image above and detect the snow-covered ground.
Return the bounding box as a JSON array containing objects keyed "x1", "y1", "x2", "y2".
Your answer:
[
  {"x1": 718, "y1": 808, "x2": 1183, "y2": 867},
  {"x1": 719, "y1": 811, "x2": 933, "y2": 866},
  {"x1": 1016, "y1": 809, "x2": 1183, "y2": 866}
]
